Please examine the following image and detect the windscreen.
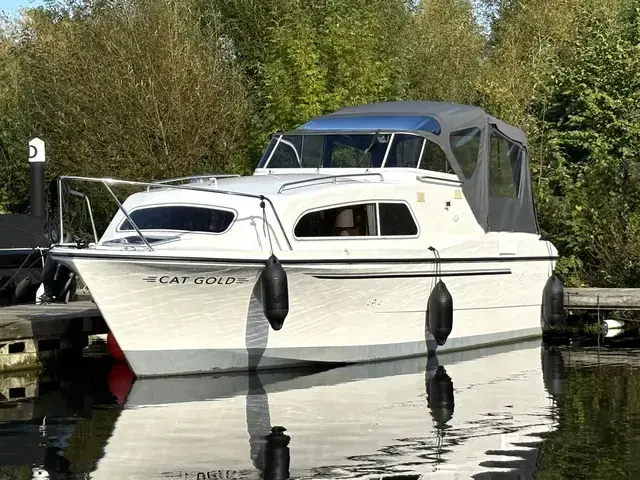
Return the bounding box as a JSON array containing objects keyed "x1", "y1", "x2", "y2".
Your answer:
[{"x1": 257, "y1": 133, "x2": 446, "y2": 170}]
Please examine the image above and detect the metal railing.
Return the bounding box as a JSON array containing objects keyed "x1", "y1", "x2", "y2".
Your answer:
[
  {"x1": 56, "y1": 176, "x2": 293, "y2": 252},
  {"x1": 416, "y1": 174, "x2": 461, "y2": 186},
  {"x1": 68, "y1": 189, "x2": 99, "y2": 244},
  {"x1": 146, "y1": 174, "x2": 241, "y2": 191},
  {"x1": 277, "y1": 173, "x2": 384, "y2": 194}
]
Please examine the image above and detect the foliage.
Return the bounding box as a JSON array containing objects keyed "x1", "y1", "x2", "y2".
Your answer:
[
  {"x1": 478, "y1": 0, "x2": 625, "y2": 125},
  {"x1": 529, "y1": 4, "x2": 640, "y2": 286},
  {"x1": 0, "y1": 16, "x2": 29, "y2": 213},
  {"x1": 211, "y1": 0, "x2": 413, "y2": 158},
  {"x1": 0, "y1": 0, "x2": 249, "y2": 227},
  {"x1": 407, "y1": 0, "x2": 485, "y2": 104}
]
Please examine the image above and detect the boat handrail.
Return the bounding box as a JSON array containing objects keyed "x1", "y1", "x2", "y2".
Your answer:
[
  {"x1": 55, "y1": 175, "x2": 293, "y2": 252},
  {"x1": 416, "y1": 174, "x2": 462, "y2": 186},
  {"x1": 277, "y1": 173, "x2": 384, "y2": 194},
  {"x1": 146, "y1": 174, "x2": 241, "y2": 191}
]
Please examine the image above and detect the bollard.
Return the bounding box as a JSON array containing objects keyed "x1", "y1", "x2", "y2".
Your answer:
[{"x1": 28, "y1": 137, "x2": 46, "y2": 218}]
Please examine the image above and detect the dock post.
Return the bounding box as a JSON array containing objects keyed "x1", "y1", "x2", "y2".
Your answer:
[{"x1": 28, "y1": 137, "x2": 46, "y2": 218}]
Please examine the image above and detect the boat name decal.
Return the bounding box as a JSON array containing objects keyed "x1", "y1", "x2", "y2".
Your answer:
[{"x1": 142, "y1": 275, "x2": 249, "y2": 285}]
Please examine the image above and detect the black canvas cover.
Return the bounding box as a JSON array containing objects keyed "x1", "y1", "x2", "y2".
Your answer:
[
  {"x1": 298, "y1": 101, "x2": 538, "y2": 234},
  {"x1": 0, "y1": 214, "x2": 50, "y2": 248}
]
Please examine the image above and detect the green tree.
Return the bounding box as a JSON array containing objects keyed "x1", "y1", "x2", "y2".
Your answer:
[
  {"x1": 479, "y1": 0, "x2": 625, "y2": 125},
  {"x1": 407, "y1": 0, "x2": 485, "y2": 105},
  {"x1": 211, "y1": 0, "x2": 413, "y2": 162},
  {"x1": 530, "y1": 3, "x2": 640, "y2": 286},
  {"x1": 0, "y1": 0, "x2": 249, "y2": 221}
]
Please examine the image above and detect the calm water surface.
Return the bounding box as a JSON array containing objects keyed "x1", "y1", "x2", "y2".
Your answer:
[{"x1": 3, "y1": 336, "x2": 640, "y2": 479}]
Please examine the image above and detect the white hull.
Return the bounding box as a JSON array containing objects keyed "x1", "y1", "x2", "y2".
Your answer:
[
  {"x1": 89, "y1": 341, "x2": 557, "y2": 479},
  {"x1": 54, "y1": 246, "x2": 553, "y2": 377}
]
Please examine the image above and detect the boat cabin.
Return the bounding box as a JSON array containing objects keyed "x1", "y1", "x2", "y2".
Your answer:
[
  {"x1": 254, "y1": 101, "x2": 538, "y2": 235},
  {"x1": 98, "y1": 102, "x2": 540, "y2": 252}
]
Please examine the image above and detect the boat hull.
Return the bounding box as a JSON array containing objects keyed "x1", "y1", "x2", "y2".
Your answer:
[{"x1": 51, "y1": 250, "x2": 552, "y2": 377}]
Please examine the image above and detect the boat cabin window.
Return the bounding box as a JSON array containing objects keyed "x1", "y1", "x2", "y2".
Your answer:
[
  {"x1": 379, "y1": 203, "x2": 418, "y2": 236},
  {"x1": 329, "y1": 135, "x2": 388, "y2": 168},
  {"x1": 266, "y1": 135, "x2": 302, "y2": 168},
  {"x1": 260, "y1": 133, "x2": 391, "y2": 169},
  {"x1": 450, "y1": 127, "x2": 481, "y2": 179},
  {"x1": 294, "y1": 202, "x2": 418, "y2": 238},
  {"x1": 418, "y1": 140, "x2": 454, "y2": 174},
  {"x1": 119, "y1": 206, "x2": 236, "y2": 233},
  {"x1": 383, "y1": 134, "x2": 425, "y2": 168},
  {"x1": 295, "y1": 203, "x2": 377, "y2": 237},
  {"x1": 261, "y1": 132, "x2": 455, "y2": 174},
  {"x1": 489, "y1": 129, "x2": 523, "y2": 198},
  {"x1": 382, "y1": 134, "x2": 454, "y2": 174}
]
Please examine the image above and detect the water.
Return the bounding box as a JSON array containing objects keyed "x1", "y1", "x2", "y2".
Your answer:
[{"x1": 3, "y1": 337, "x2": 640, "y2": 479}]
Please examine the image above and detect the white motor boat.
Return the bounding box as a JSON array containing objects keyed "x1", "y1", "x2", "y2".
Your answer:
[{"x1": 48, "y1": 101, "x2": 561, "y2": 377}]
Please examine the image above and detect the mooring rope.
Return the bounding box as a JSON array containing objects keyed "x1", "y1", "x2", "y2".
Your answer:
[{"x1": 260, "y1": 195, "x2": 274, "y2": 256}]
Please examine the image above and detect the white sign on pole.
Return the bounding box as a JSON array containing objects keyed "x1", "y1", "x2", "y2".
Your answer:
[{"x1": 28, "y1": 137, "x2": 45, "y2": 163}]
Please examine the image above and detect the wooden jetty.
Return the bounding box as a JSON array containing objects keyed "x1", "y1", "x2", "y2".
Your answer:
[
  {"x1": 565, "y1": 288, "x2": 640, "y2": 311},
  {"x1": 0, "y1": 301, "x2": 106, "y2": 374}
]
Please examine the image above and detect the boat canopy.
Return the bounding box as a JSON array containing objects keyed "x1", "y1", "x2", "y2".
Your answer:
[
  {"x1": 300, "y1": 113, "x2": 443, "y2": 135},
  {"x1": 256, "y1": 101, "x2": 537, "y2": 235}
]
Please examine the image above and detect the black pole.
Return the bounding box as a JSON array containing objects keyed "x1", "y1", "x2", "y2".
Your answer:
[{"x1": 28, "y1": 138, "x2": 45, "y2": 218}]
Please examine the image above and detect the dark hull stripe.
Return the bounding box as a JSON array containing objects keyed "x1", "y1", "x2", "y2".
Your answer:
[
  {"x1": 310, "y1": 269, "x2": 512, "y2": 279},
  {"x1": 51, "y1": 251, "x2": 558, "y2": 266}
]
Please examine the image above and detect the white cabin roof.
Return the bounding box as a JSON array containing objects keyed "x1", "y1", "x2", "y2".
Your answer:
[
  {"x1": 115, "y1": 170, "x2": 464, "y2": 220},
  {"x1": 126, "y1": 170, "x2": 428, "y2": 204},
  {"x1": 215, "y1": 172, "x2": 376, "y2": 195}
]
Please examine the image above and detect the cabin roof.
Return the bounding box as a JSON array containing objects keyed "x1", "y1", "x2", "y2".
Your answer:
[
  {"x1": 293, "y1": 101, "x2": 527, "y2": 147},
  {"x1": 214, "y1": 173, "x2": 356, "y2": 195},
  {"x1": 326, "y1": 101, "x2": 482, "y2": 117},
  {"x1": 130, "y1": 173, "x2": 396, "y2": 205}
]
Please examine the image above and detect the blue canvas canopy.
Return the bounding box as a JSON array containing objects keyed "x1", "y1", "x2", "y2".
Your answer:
[{"x1": 300, "y1": 114, "x2": 443, "y2": 135}]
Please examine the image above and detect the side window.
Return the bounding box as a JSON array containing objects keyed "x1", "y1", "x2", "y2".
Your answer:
[
  {"x1": 418, "y1": 141, "x2": 454, "y2": 174},
  {"x1": 294, "y1": 203, "x2": 377, "y2": 237},
  {"x1": 379, "y1": 203, "x2": 418, "y2": 236},
  {"x1": 489, "y1": 130, "x2": 522, "y2": 198},
  {"x1": 120, "y1": 206, "x2": 235, "y2": 233},
  {"x1": 450, "y1": 127, "x2": 480, "y2": 179},
  {"x1": 294, "y1": 202, "x2": 418, "y2": 238},
  {"x1": 267, "y1": 136, "x2": 301, "y2": 168},
  {"x1": 385, "y1": 134, "x2": 424, "y2": 168}
]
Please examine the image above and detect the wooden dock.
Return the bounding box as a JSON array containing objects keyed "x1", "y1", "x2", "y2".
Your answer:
[
  {"x1": 0, "y1": 301, "x2": 106, "y2": 374},
  {"x1": 565, "y1": 288, "x2": 640, "y2": 311}
]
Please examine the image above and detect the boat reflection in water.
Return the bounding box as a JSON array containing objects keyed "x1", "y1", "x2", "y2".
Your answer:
[{"x1": 91, "y1": 340, "x2": 560, "y2": 479}]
